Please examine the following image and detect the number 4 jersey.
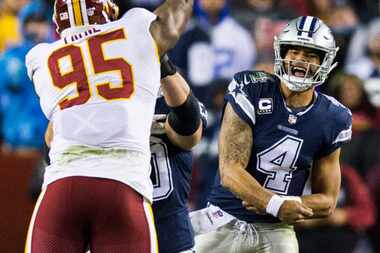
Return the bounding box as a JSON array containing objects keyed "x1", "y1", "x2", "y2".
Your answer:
[
  {"x1": 25, "y1": 8, "x2": 161, "y2": 202},
  {"x1": 209, "y1": 70, "x2": 352, "y2": 223}
]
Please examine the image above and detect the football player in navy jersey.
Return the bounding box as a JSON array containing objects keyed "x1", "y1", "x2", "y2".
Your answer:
[
  {"x1": 191, "y1": 16, "x2": 352, "y2": 253},
  {"x1": 151, "y1": 55, "x2": 207, "y2": 253}
]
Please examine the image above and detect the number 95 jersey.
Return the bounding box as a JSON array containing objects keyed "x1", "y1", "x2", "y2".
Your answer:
[
  {"x1": 209, "y1": 70, "x2": 352, "y2": 223},
  {"x1": 25, "y1": 8, "x2": 161, "y2": 202}
]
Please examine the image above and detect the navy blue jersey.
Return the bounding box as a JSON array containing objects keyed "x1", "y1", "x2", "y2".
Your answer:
[
  {"x1": 209, "y1": 71, "x2": 352, "y2": 223},
  {"x1": 151, "y1": 96, "x2": 207, "y2": 253}
]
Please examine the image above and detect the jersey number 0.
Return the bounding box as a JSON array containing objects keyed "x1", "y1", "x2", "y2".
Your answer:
[
  {"x1": 48, "y1": 29, "x2": 133, "y2": 109},
  {"x1": 150, "y1": 140, "x2": 174, "y2": 201}
]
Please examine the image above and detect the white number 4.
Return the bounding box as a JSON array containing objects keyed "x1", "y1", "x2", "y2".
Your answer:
[{"x1": 257, "y1": 135, "x2": 303, "y2": 194}]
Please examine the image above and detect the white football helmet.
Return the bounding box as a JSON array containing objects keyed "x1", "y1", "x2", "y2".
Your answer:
[{"x1": 274, "y1": 16, "x2": 339, "y2": 92}]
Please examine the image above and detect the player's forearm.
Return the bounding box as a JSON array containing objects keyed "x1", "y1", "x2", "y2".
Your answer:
[
  {"x1": 220, "y1": 163, "x2": 274, "y2": 212},
  {"x1": 165, "y1": 91, "x2": 202, "y2": 148},
  {"x1": 304, "y1": 149, "x2": 341, "y2": 218},
  {"x1": 219, "y1": 104, "x2": 274, "y2": 211},
  {"x1": 161, "y1": 73, "x2": 190, "y2": 107},
  {"x1": 162, "y1": 71, "x2": 202, "y2": 149},
  {"x1": 301, "y1": 194, "x2": 337, "y2": 217}
]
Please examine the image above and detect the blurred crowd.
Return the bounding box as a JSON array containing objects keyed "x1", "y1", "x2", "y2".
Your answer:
[{"x1": 0, "y1": 0, "x2": 379, "y2": 252}]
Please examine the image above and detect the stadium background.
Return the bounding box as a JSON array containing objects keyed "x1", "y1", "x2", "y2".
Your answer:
[{"x1": 0, "y1": 0, "x2": 379, "y2": 252}]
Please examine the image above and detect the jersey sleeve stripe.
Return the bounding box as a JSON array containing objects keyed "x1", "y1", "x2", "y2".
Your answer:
[
  {"x1": 227, "y1": 79, "x2": 256, "y2": 125},
  {"x1": 234, "y1": 93, "x2": 256, "y2": 125},
  {"x1": 80, "y1": 0, "x2": 89, "y2": 25},
  {"x1": 332, "y1": 127, "x2": 352, "y2": 144},
  {"x1": 66, "y1": 0, "x2": 76, "y2": 28},
  {"x1": 72, "y1": 0, "x2": 84, "y2": 26}
]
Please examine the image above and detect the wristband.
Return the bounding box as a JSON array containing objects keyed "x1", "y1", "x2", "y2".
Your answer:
[
  {"x1": 266, "y1": 195, "x2": 286, "y2": 217},
  {"x1": 160, "y1": 54, "x2": 177, "y2": 79}
]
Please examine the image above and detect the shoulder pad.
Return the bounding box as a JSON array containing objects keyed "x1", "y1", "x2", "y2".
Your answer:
[
  {"x1": 233, "y1": 71, "x2": 277, "y2": 86},
  {"x1": 122, "y1": 7, "x2": 156, "y2": 23},
  {"x1": 25, "y1": 43, "x2": 49, "y2": 80},
  {"x1": 323, "y1": 94, "x2": 352, "y2": 117}
]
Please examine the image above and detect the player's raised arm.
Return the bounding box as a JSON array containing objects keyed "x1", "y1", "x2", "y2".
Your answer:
[
  {"x1": 160, "y1": 55, "x2": 204, "y2": 150},
  {"x1": 150, "y1": 0, "x2": 193, "y2": 56}
]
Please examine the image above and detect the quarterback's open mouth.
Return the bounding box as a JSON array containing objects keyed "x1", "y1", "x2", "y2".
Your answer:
[{"x1": 291, "y1": 66, "x2": 307, "y2": 78}]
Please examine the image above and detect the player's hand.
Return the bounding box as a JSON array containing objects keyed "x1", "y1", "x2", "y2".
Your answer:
[{"x1": 277, "y1": 200, "x2": 313, "y2": 224}]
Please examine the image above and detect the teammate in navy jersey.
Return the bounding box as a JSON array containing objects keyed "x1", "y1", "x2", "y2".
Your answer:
[
  {"x1": 191, "y1": 16, "x2": 352, "y2": 253},
  {"x1": 151, "y1": 55, "x2": 207, "y2": 253}
]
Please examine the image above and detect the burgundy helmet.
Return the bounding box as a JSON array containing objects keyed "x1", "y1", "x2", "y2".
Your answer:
[{"x1": 53, "y1": 0, "x2": 119, "y2": 34}]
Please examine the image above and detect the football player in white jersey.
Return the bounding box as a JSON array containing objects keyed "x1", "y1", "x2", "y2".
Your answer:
[{"x1": 24, "y1": 0, "x2": 193, "y2": 252}]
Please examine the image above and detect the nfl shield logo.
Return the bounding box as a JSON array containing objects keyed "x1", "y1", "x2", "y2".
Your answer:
[{"x1": 288, "y1": 114, "x2": 297, "y2": 124}]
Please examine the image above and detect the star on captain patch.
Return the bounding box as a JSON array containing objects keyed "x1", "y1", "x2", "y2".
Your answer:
[{"x1": 288, "y1": 114, "x2": 297, "y2": 124}]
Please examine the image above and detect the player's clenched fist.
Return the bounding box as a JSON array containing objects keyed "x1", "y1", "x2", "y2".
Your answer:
[{"x1": 278, "y1": 200, "x2": 313, "y2": 224}]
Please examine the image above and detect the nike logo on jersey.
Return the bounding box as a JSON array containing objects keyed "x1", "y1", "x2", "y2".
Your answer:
[{"x1": 243, "y1": 75, "x2": 251, "y2": 85}]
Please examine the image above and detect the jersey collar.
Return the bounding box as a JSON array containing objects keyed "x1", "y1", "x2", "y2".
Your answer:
[
  {"x1": 282, "y1": 91, "x2": 319, "y2": 116},
  {"x1": 61, "y1": 25, "x2": 98, "y2": 38}
]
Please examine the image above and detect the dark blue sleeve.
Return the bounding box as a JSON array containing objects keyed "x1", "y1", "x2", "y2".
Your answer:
[
  {"x1": 318, "y1": 107, "x2": 352, "y2": 157},
  {"x1": 224, "y1": 72, "x2": 257, "y2": 127}
]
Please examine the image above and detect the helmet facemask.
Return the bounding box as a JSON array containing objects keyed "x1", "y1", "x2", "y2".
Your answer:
[{"x1": 273, "y1": 16, "x2": 339, "y2": 92}]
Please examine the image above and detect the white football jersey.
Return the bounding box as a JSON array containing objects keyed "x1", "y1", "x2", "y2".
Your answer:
[{"x1": 26, "y1": 8, "x2": 161, "y2": 202}]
